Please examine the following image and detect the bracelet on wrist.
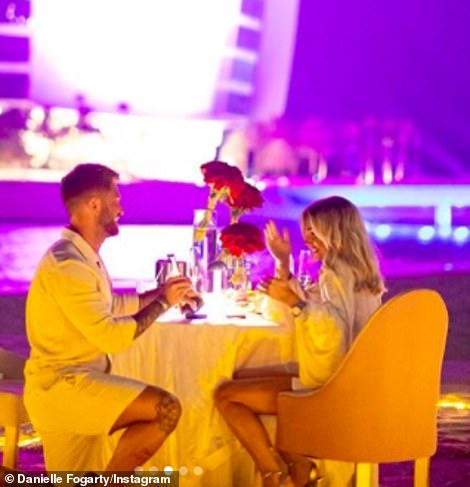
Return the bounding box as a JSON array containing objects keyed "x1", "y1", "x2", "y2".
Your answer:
[
  {"x1": 291, "y1": 300, "x2": 307, "y2": 317},
  {"x1": 155, "y1": 296, "x2": 170, "y2": 312}
]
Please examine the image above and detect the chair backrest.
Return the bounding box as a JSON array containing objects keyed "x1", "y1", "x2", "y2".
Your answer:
[
  {"x1": 0, "y1": 348, "x2": 26, "y2": 380},
  {"x1": 276, "y1": 289, "x2": 448, "y2": 463}
]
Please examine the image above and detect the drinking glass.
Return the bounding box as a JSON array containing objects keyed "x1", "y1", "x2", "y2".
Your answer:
[{"x1": 297, "y1": 249, "x2": 312, "y2": 287}]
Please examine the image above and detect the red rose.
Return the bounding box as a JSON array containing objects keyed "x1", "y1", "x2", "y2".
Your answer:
[
  {"x1": 220, "y1": 222, "x2": 265, "y2": 257},
  {"x1": 200, "y1": 160, "x2": 243, "y2": 190},
  {"x1": 228, "y1": 181, "x2": 263, "y2": 210}
]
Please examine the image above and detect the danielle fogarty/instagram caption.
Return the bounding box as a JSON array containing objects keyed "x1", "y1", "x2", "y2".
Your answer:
[{"x1": 1, "y1": 471, "x2": 179, "y2": 486}]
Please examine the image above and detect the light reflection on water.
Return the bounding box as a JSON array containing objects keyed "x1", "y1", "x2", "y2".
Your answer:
[{"x1": 438, "y1": 394, "x2": 470, "y2": 452}]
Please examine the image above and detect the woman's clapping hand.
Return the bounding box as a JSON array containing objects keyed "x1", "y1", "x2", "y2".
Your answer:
[{"x1": 264, "y1": 220, "x2": 292, "y2": 263}]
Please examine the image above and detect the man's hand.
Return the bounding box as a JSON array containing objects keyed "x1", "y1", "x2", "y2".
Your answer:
[
  {"x1": 179, "y1": 288, "x2": 204, "y2": 314},
  {"x1": 133, "y1": 276, "x2": 193, "y2": 338},
  {"x1": 138, "y1": 277, "x2": 193, "y2": 309},
  {"x1": 159, "y1": 276, "x2": 193, "y2": 307}
]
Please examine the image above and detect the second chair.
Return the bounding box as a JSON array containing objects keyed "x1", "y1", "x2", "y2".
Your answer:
[{"x1": 276, "y1": 289, "x2": 448, "y2": 487}]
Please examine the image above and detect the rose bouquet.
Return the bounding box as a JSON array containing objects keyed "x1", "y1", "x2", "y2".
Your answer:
[
  {"x1": 220, "y1": 222, "x2": 265, "y2": 257},
  {"x1": 194, "y1": 160, "x2": 265, "y2": 290},
  {"x1": 194, "y1": 160, "x2": 264, "y2": 241},
  {"x1": 194, "y1": 161, "x2": 244, "y2": 241},
  {"x1": 226, "y1": 181, "x2": 264, "y2": 224}
]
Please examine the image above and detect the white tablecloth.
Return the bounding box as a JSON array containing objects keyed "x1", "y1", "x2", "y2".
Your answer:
[{"x1": 111, "y1": 307, "x2": 294, "y2": 487}]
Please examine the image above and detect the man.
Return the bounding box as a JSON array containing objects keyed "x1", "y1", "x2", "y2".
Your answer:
[{"x1": 24, "y1": 163, "x2": 193, "y2": 472}]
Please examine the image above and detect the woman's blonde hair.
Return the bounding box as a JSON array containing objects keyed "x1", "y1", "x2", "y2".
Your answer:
[{"x1": 301, "y1": 196, "x2": 385, "y2": 294}]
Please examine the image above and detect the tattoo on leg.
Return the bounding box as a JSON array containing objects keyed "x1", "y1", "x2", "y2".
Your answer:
[{"x1": 154, "y1": 394, "x2": 181, "y2": 433}]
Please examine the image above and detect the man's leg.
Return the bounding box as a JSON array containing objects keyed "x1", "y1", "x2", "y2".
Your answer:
[{"x1": 106, "y1": 386, "x2": 181, "y2": 471}]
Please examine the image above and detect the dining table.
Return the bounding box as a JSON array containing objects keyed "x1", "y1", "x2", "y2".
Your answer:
[{"x1": 111, "y1": 293, "x2": 295, "y2": 487}]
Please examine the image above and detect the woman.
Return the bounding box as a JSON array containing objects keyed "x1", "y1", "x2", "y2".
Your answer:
[{"x1": 214, "y1": 196, "x2": 385, "y2": 487}]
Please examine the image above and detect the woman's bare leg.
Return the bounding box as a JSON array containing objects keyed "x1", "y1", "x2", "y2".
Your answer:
[{"x1": 214, "y1": 377, "x2": 293, "y2": 486}]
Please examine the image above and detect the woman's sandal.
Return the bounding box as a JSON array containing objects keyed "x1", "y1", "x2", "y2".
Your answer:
[
  {"x1": 287, "y1": 460, "x2": 322, "y2": 487},
  {"x1": 262, "y1": 471, "x2": 294, "y2": 487}
]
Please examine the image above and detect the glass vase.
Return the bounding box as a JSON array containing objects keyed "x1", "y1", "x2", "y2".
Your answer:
[{"x1": 192, "y1": 208, "x2": 218, "y2": 292}]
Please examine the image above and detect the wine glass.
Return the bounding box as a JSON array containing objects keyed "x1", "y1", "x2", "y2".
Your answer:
[{"x1": 297, "y1": 249, "x2": 312, "y2": 287}]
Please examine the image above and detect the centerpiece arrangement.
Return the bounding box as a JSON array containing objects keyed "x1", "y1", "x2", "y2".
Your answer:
[
  {"x1": 194, "y1": 160, "x2": 265, "y2": 290},
  {"x1": 219, "y1": 221, "x2": 265, "y2": 287}
]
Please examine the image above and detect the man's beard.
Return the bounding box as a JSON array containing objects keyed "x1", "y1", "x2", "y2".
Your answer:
[
  {"x1": 105, "y1": 221, "x2": 119, "y2": 236},
  {"x1": 99, "y1": 209, "x2": 119, "y2": 237}
]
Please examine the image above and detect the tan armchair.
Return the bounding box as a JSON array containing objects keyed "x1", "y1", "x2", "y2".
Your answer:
[
  {"x1": 0, "y1": 348, "x2": 29, "y2": 469},
  {"x1": 276, "y1": 289, "x2": 448, "y2": 487}
]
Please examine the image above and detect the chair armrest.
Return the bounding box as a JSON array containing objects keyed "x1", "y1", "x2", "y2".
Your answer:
[{"x1": 234, "y1": 363, "x2": 298, "y2": 380}]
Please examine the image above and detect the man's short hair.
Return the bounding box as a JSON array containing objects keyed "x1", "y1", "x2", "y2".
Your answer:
[{"x1": 61, "y1": 163, "x2": 119, "y2": 213}]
